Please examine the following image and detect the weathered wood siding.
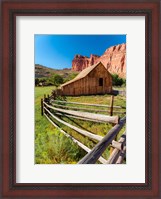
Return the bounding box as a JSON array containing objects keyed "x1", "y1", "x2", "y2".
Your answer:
[{"x1": 62, "y1": 63, "x2": 112, "y2": 96}]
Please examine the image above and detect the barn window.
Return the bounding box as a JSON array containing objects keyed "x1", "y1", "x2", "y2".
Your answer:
[{"x1": 99, "y1": 78, "x2": 103, "y2": 86}]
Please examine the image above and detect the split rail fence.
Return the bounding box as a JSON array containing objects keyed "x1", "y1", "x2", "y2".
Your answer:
[{"x1": 41, "y1": 94, "x2": 126, "y2": 164}]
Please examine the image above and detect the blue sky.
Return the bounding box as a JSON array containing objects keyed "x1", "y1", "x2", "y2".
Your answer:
[{"x1": 35, "y1": 35, "x2": 126, "y2": 69}]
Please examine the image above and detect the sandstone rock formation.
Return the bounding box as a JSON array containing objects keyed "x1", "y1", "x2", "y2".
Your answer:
[{"x1": 72, "y1": 43, "x2": 126, "y2": 78}]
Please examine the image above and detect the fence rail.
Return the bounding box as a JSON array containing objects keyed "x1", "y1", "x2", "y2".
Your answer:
[
  {"x1": 78, "y1": 117, "x2": 126, "y2": 164},
  {"x1": 41, "y1": 94, "x2": 126, "y2": 164},
  {"x1": 106, "y1": 132, "x2": 126, "y2": 164},
  {"x1": 51, "y1": 99, "x2": 123, "y2": 109},
  {"x1": 44, "y1": 105, "x2": 103, "y2": 141},
  {"x1": 44, "y1": 113, "x2": 107, "y2": 164},
  {"x1": 50, "y1": 102, "x2": 126, "y2": 114},
  {"x1": 44, "y1": 101, "x2": 119, "y2": 124}
]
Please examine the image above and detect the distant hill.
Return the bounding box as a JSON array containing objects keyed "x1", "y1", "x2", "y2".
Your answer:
[{"x1": 35, "y1": 64, "x2": 78, "y2": 79}]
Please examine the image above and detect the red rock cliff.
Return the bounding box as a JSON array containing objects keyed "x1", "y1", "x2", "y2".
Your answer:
[{"x1": 72, "y1": 43, "x2": 126, "y2": 78}]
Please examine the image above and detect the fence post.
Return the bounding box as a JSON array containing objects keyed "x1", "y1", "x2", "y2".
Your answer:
[
  {"x1": 109, "y1": 95, "x2": 115, "y2": 155},
  {"x1": 110, "y1": 145, "x2": 114, "y2": 155},
  {"x1": 46, "y1": 94, "x2": 49, "y2": 104},
  {"x1": 53, "y1": 91, "x2": 56, "y2": 100},
  {"x1": 41, "y1": 98, "x2": 44, "y2": 116},
  {"x1": 44, "y1": 94, "x2": 46, "y2": 114},
  {"x1": 44, "y1": 94, "x2": 46, "y2": 101},
  {"x1": 109, "y1": 95, "x2": 114, "y2": 116}
]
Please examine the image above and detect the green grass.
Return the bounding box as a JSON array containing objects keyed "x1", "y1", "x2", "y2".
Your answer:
[
  {"x1": 35, "y1": 86, "x2": 86, "y2": 164},
  {"x1": 66, "y1": 94, "x2": 126, "y2": 111},
  {"x1": 35, "y1": 86, "x2": 126, "y2": 164}
]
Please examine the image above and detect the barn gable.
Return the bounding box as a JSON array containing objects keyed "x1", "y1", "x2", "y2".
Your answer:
[
  {"x1": 60, "y1": 62, "x2": 112, "y2": 96},
  {"x1": 61, "y1": 62, "x2": 102, "y2": 87}
]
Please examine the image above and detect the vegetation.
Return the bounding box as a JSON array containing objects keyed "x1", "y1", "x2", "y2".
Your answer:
[
  {"x1": 112, "y1": 74, "x2": 126, "y2": 87},
  {"x1": 35, "y1": 87, "x2": 86, "y2": 164},
  {"x1": 35, "y1": 87, "x2": 126, "y2": 164},
  {"x1": 35, "y1": 73, "x2": 79, "y2": 87},
  {"x1": 63, "y1": 72, "x2": 78, "y2": 82},
  {"x1": 35, "y1": 64, "x2": 78, "y2": 86},
  {"x1": 36, "y1": 128, "x2": 86, "y2": 164}
]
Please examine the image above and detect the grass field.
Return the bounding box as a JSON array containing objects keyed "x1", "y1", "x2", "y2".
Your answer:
[{"x1": 35, "y1": 86, "x2": 126, "y2": 164}]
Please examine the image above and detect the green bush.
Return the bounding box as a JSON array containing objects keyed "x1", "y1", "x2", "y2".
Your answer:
[
  {"x1": 64, "y1": 72, "x2": 78, "y2": 83},
  {"x1": 112, "y1": 74, "x2": 126, "y2": 86},
  {"x1": 35, "y1": 74, "x2": 64, "y2": 87},
  {"x1": 35, "y1": 128, "x2": 86, "y2": 164},
  {"x1": 51, "y1": 74, "x2": 64, "y2": 87},
  {"x1": 35, "y1": 78, "x2": 39, "y2": 86}
]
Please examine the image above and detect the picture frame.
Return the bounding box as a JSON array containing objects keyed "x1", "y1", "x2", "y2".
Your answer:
[{"x1": 0, "y1": 0, "x2": 160, "y2": 198}]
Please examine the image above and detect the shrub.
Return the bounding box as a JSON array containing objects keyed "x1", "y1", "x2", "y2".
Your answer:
[
  {"x1": 112, "y1": 74, "x2": 126, "y2": 86},
  {"x1": 64, "y1": 73, "x2": 78, "y2": 83},
  {"x1": 51, "y1": 74, "x2": 64, "y2": 87},
  {"x1": 35, "y1": 74, "x2": 64, "y2": 87},
  {"x1": 35, "y1": 128, "x2": 86, "y2": 164},
  {"x1": 35, "y1": 78, "x2": 40, "y2": 86}
]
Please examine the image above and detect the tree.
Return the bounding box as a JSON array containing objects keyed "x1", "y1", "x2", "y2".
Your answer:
[
  {"x1": 64, "y1": 72, "x2": 78, "y2": 83},
  {"x1": 112, "y1": 74, "x2": 125, "y2": 86},
  {"x1": 51, "y1": 74, "x2": 64, "y2": 87},
  {"x1": 35, "y1": 78, "x2": 39, "y2": 86}
]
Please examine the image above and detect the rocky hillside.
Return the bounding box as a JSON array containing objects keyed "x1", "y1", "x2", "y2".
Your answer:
[
  {"x1": 35, "y1": 64, "x2": 77, "y2": 78},
  {"x1": 72, "y1": 43, "x2": 126, "y2": 78}
]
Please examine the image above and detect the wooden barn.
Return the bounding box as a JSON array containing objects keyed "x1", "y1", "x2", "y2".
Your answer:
[{"x1": 60, "y1": 62, "x2": 112, "y2": 96}]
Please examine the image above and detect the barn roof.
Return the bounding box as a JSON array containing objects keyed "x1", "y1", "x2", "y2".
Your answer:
[{"x1": 60, "y1": 62, "x2": 108, "y2": 87}]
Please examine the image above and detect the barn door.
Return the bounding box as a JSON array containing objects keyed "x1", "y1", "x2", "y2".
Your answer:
[{"x1": 99, "y1": 78, "x2": 103, "y2": 86}]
